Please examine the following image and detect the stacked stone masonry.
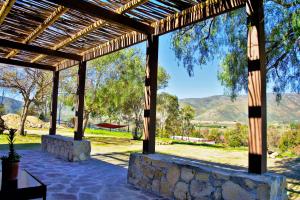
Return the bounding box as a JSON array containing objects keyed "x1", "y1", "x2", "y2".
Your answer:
[
  {"x1": 128, "y1": 153, "x2": 287, "y2": 200},
  {"x1": 41, "y1": 135, "x2": 91, "y2": 162}
]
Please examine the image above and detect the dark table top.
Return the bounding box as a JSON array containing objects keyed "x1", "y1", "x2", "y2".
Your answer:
[{"x1": 0, "y1": 169, "x2": 43, "y2": 191}]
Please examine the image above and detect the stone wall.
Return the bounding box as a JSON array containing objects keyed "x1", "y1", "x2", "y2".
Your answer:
[
  {"x1": 41, "y1": 135, "x2": 91, "y2": 162},
  {"x1": 128, "y1": 153, "x2": 287, "y2": 200}
]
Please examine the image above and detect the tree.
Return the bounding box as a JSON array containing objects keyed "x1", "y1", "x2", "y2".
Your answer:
[
  {"x1": 60, "y1": 48, "x2": 170, "y2": 134},
  {"x1": 179, "y1": 105, "x2": 195, "y2": 139},
  {"x1": 0, "y1": 67, "x2": 51, "y2": 135},
  {"x1": 103, "y1": 49, "x2": 170, "y2": 135},
  {"x1": 224, "y1": 123, "x2": 248, "y2": 147},
  {"x1": 171, "y1": 1, "x2": 299, "y2": 99},
  {"x1": 157, "y1": 92, "x2": 180, "y2": 137}
]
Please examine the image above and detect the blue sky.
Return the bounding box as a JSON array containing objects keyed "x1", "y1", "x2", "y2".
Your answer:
[
  {"x1": 136, "y1": 33, "x2": 225, "y2": 99},
  {"x1": 157, "y1": 33, "x2": 224, "y2": 99}
]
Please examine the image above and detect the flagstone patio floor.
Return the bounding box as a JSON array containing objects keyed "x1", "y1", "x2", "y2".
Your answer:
[{"x1": 0, "y1": 150, "x2": 164, "y2": 200}]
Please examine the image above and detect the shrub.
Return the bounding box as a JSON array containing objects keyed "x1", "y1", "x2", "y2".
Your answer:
[
  {"x1": 224, "y1": 123, "x2": 248, "y2": 147},
  {"x1": 157, "y1": 128, "x2": 169, "y2": 138},
  {"x1": 207, "y1": 128, "x2": 222, "y2": 143},
  {"x1": 267, "y1": 128, "x2": 281, "y2": 150},
  {"x1": 279, "y1": 129, "x2": 300, "y2": 152},
  {"x1": 189, "y1": 129, "x2": 203, "y2": 138}
]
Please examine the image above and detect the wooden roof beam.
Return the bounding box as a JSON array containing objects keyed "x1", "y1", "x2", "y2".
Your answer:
[
  {"x1": 30, "y1": 0, "x2": 149, "y2": 63},
  {"x1": 5, "y1": 6, "x2": 68, "y2": 59},
  {"x1": 0, "y1": 39, "x2": 82, "y2": 61},
  {"x1": 56, "y1": 0, "x2": 246, "y2": 70},
  {"x1": 0, "y1": 0, "x2": 16, "y2": 24},
  {"x1": 45, "y1": 0, "x2": 154, "y2": 35},
  {"x1": 0, "y1": 58, "x2": 55, "y2": 71}
]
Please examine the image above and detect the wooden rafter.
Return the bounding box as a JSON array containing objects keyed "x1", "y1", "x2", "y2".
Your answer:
[
  {"x1": 5, "y1": 6, "x2": 68, "y2": 59},
  {"x1": 57, "y1": 0, "x2": 246, "y2": 70},
  {"x1": 31, "y1": 0, "x2": 149, "y2": 63},
  {"x1": 0, "y1": 0, "x2": 15, "y2": 25},
  {"x1": 0, "y1": 58, "x2": 55, "y2": 71},
  {"x1": 45, "y1": 0, "x2": 153, "y2": 34},
  {"x1": 0, "y1": 39, "x2": 82, "y2": 61}
]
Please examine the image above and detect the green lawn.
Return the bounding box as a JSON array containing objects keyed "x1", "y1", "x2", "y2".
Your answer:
[{"x1": 85, "y1": 128, "x2": 133, "y2": 138}]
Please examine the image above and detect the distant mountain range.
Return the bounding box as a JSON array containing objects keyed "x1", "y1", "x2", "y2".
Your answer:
[
  {"x1": 0, "y1": 96, "x2": 22, "y2": 114},
  {"x1": 1, "y1": 94, "x2": 300, "y2": 123},
  {"x1": 179, "y1": 93, "x2": 300, "y2": 123}
]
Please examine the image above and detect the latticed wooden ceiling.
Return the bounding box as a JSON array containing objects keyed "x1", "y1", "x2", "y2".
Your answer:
[{"x1": 0, "y1": 0, "x2": 245, "y2": 71}]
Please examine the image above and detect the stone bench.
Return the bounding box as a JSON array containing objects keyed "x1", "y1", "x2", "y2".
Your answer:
[
  {"x1": 128, "y1": 153, "x2": 287, "y2": 200},
  {"x1": 41, "y1": 135, "x2": 91, "y2": 162}
]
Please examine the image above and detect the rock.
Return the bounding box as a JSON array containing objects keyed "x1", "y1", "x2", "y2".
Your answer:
[
  {"x1": 160, "y1": 177, "x2": 172, "y2": 197},
  {"x1": 222, "y1": 181, "x2": 255, "y2": 200},
  {"x1": 153, "y1": 170, "x2": 163, "y2": 179},
  {"x1": 166, "y1": 165, "x2": 180, "y2": 187},
  {"x1": 214, "y1": 188, "x2": 222, "y2": 200},
  {"x1": 190, "y1": 180, "x2": 213, "y2": 198},
  {"x1": 257, "y1": 184, "x2": 270, "y2": 200},
  {"x1": 79, "y1": 153, "x2": 86, "y2": 161},
  {"x1": 152, "y1": 159, "x2": 169, "y2": 168},
  {"x1": 142, "y1": 166, "x2": 155, "y2": 179},
  {"x1": 245, "y1": 179, "x2": 256, "y2": 189},
  {"x1": 152, "y1": 179, "x2": 160, "y2": 193},
  {"x1": 174, "y1": 182, "x2": 190, "y2": 200},
  {"x1": 181, "y1": 167, "x2": 194, "y2": 183},
  {"x1": 195, "y1": 173, "x2": 210, "y2": 182},
  {"x1": 269, "y1": 152, "x2": 279, "y2": 159}
]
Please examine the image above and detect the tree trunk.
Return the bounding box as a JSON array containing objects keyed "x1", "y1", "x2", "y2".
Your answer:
[
  {"x1": 18, "y1": 100, "x2": 31, "y2": 136},
  {"x1": 83, "y1": 111, "x2": 90, "y2": 135}
]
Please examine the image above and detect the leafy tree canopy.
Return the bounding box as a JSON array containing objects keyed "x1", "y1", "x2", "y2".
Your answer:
[{"x1": 171, "y1": 0, "x2": 299, "y2": 100}]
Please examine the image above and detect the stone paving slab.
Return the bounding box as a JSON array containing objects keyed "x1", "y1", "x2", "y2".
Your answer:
[{"x1": 0, "y1": 150, "x2": 164, "y2": 200}]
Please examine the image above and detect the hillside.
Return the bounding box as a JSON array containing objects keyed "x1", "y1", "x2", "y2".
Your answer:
[
  {"x1": 180, "y1": 93, "x2": 300, "y2": 123},
  {"x1": 0, "y1": 96, "x2": 22, "y2": 114}
]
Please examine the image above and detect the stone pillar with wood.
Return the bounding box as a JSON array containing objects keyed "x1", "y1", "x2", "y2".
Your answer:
[
  {"x1": 247, "y1": 0, "x2": 267, "y2": 174},
  {"x1": 143, "y1": 34, "x2": 159, "y2": 154},
  {"x1": 42, "y1": 61, "x2": 91, "y2": 162}
]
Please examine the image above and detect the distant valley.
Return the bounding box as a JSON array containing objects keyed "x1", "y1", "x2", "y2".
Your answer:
[
  {"x1": 1, "y1": 93, "x2": 300, "y2": 124},
  {"x1": 179, "y1": 93, "x2": 300, "y2": 123}
]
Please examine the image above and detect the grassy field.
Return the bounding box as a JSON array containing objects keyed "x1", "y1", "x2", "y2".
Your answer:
[{"x1": 0, "y1": 128, "x2": 299, "y2": 199}]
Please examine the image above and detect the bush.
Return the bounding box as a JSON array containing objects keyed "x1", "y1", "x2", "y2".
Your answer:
[
  {"x1": 157, "y1": 128, "x2": 169, "y2": 138},
  {"x1": 224, "y1": 123, "x2": 248, "y2": 147},
  {"x1": 189, "y1": 129, "x2": 203, "y2": 138},
  {"x1": 267, "y1": 128, "x2": 281, "y2": 150},
  {"x1": 207, "y1": 128, "x2": 222, "y2": 143},
  {"x1": 279, "y1": 129, "x2": 300, "y2": 152}
]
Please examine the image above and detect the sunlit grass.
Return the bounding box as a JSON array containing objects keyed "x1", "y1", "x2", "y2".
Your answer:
[
  {"x1": 85, "y1": 128, "x2": 132, "y2": 138},
  {"x1": 0, "y1": 133, "x2": 41, "y2": 150}
]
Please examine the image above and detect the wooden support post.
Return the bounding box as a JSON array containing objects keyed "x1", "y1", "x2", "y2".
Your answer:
[
  {"x1": 247, "y1": 0, "x2": 267, "y2": 174},
  {"x1": 49, "y1": 71, "x2": 59, "y2": 135},
  {"x1": 74, "y1": 61, "x2": 86, "y2": 140},
  {"x1": 143, "y1": 35, "x2": 159, "y2": 154}
]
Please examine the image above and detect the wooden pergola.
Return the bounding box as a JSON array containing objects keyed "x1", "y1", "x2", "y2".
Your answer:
[{"x1": 0, "y1": 0, "x2": 266, "y2": 174}]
